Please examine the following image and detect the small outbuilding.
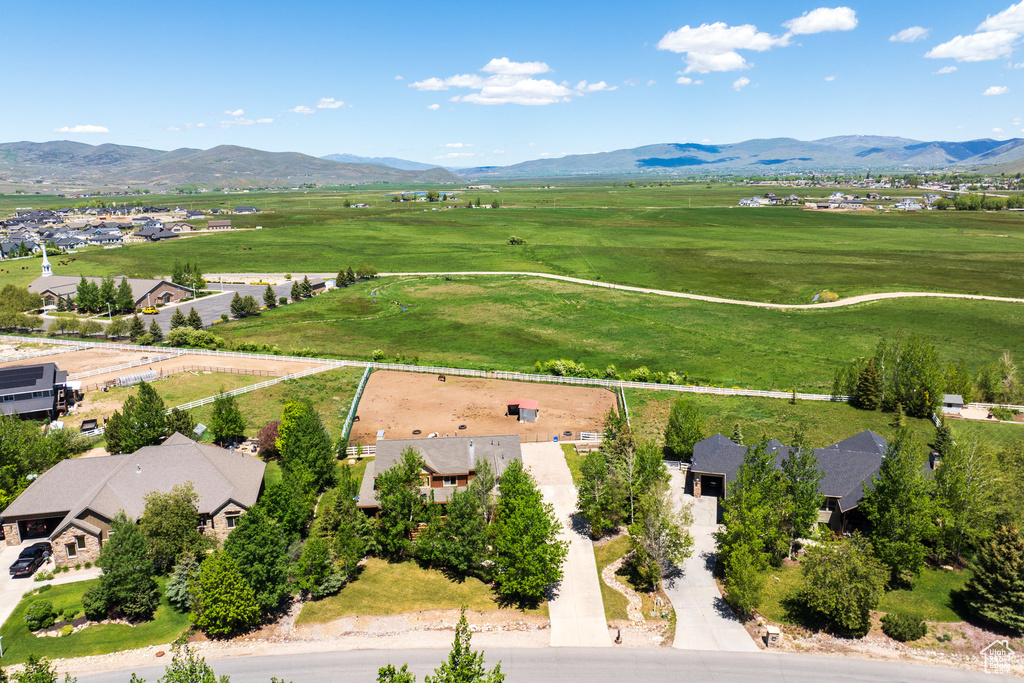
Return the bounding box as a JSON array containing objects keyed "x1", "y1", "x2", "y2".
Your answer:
[
  {"x1": 942, "y1": 394, "x2": 964, "y2": 415},
  {"x1": 507, "y1": 398, "x2": 539, "y2": 423}
]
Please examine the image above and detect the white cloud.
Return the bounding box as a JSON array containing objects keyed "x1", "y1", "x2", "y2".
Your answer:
[
  {"x1": 53, "y1": 124, "x2": 109, "y2": 133},
  {"x1": 993, "y1": 127, "x2": 1006, "y2": 133},
  {"x1": 218, "y1": 116, "x2": 273, "y2": 128},
  {"x1": 444, "y1": 142, "x2": 472, "y2": 148},
  {"x1": 394, "y1": 75, "x2": 404, "y2": 80},
  {"x1": 189, "y1": 122, "x2": 206, "y2": 128},
  {"x1": 934, "y1": 65, "x2": 958, "y2": 74},
  {"x1": 984, "y1": 85, "x2": 1010, "y2": 95},
  {"x1": 492, "y1": 149, "x2": 505, "y2": 154},
  {"x1": 223, "y1": 109, "x2": 244, "y2": 116},
  {"x1": 435, "y1": 152, "x2": 477, "y2": 159},
  {"x1": 824, "y1": 75, "x2": 836, "y2": 81},
  {"x1": 167, "y1": 126, "x2": 182, "y2": 131},
  {"x1": 890, "y1": 26, "x2": 930, "y2": 42},
  {"x1": 317, "y1": 98, "x2": 344, "y2": 109},
  {"x1": 783, "y1": 6, "x2": 858, "y2": 35},
  {"x1": 647, "y1": 79, "x2": 656, "y2": 86},
  {"x1": 925, "y1": 30, "x2": 1018, "y2": 61},
  {"x1": 701, "y1": 138, "x2": 712, "y2": 143},
  {"x1": 427, "y1": 103, "x2": 440, "y2": 110},
  {"x1": 732, "y1": 76, "x2": 751, "y2": 91},
  {"x1": 978, "y1": 1, "x2": 1024, "y2": 32},
  {"x1": 657, "y1": 22, "x2": 788, "y2": 73},
  {"x1": 411, "y1": 59, "x2": 611, "y2": 105},
  {"x1": 256, "y1": 118, "x2": 273, "y2": 124},
  {"x1": 1014, "y1": 117, "x2": 1022, "y2": 125},
  {"x1": 289, "y1": 105, "x2": 315, "y2": 114},
  {"x1": 481, "y1": 57, "x2": 550, "y2": 75}
]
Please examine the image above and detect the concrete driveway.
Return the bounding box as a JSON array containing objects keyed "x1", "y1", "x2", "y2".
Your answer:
[
  {"x1": 0, "y1": 540, "x2": 102, "y2": 630},
  {"x1": 520, "y1": 442, "x2": 610, "y2": 648},
  {"x1": 663, "y1": 470, "x2": 759, "y2": 652}
]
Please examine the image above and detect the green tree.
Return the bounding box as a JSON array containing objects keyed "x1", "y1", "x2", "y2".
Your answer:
[
  {"x1": 169, "y1": 308, "x2": 187, "y2": 330},
  {"x1": 166, "y1": 407, "x2": 197, "y2": 439},
  {"x1": 378, "y1": 665, "x2": 416, "y2": 683},
  {"x1": 229, "y1": 292, "x2": 244, "y2": 318},
  {"x1": 148, "y1": 640, "x2": 230, "y2": 683},
  {"x1": 223, "y1": 507, "x2": 290, "y2": 612},
  {"x1": 0, "y1": 284, "x2": 43, "y2": 312},
  {"x1": 276, "y1": 401, "x2": 335, "y2": 491},
  {"x1": 78, "y1": 319, "x2": 103, "y2": 338},
  {"x1": 346, "y1": 266, "x2": 356, "y2": 284},
  {"x1": 106, "y1": 316, "x2": 128, "y2": 339},
  {"x1": 254, "y1": 479, "x2": 316, "y2": 540},
  {"x1": 106, "y1": 381, "x2": 167, "y2": 454},
  {"x1": 424, "y1": 608, "x2": 504, "y2": 683},
  {"x1": 663, "y1": 398, "x2": 707, "y2": 461},
  {"x1": 290, "y1": 280, "x2": 302, "y2": 301},
  {"x1": 149, "y1": 319, "x2": 164, "y2": 342},
  {"x1": 10, "y1": 656, "x2": 76, "y2": 683},
  {"x1": 375, "y1": 446, "x2": 425, "y2": 559},
  {"x1": 490, "y1": 459, "x2": 567, "y2": 606},
  {"x1": 615, "y1": 439, "x2": 666, "y2": 524},
  {"x1": 165, "y1": 550, "x2": 200, "y2": 612},
  {"x1": 210, "y1": 391, "x2": 246, "y2": 446},
  {"x1": 76, "y1": 276, "x2": 99, "y2": 312},
  {"x1": 731, "y1": 423, "x2": 744, "y2": 445},
  {"x1": 854, "y1": 358, "x2": 882, "y2": 410},
  {"x1": 89, "y1": 511, "x2": 160, "y2": 621},
  {"x1": 115, "y1": 277, "x2": 135, "y2": 313},
  {"x1": 99, "y1": 276, "x2": 116, "y2": 310},
  {"x1": 186, "y1": 307, "x2": 203, "y2": 329},
  {"x1": 934, "y1": 431, "x2": 998, "y2": 563},
  {"x1": 799, "y1": 535, "x2": 888, "y2": 637},
  {"x1": 128, "y1": 314, "x2": 146, "y2": 341},
  {"x1": 781, "y1": 443, "x2": 824, "y2": 553},
  {"x1": 962, "y1": 525, "x2": 1024, "y2": 633},
  {"x1": 192, "y1": 550, "x2": 261, "y2": 637},
  {"x1": 300, "y1": 276, "x2": 313, "y2": 297},
  {"x1": 263, "y1": 284, "x2": 276, "y2": 308},
  {"x1": 294, "y1": 537, "x2": 333, "y2": 594},
  {"x1": 139, "y1": 483, "x2": 211, "y2": 573},
  {"x1": 859, "y1": 429, "x2": 934, "y2": 586},
  {"x1": 430, "y1": 489, "x2": 489, "y2": 577},
  {"x1": 628, "y1": 480, "x2": 693, "y2": 590},
  {"x1": 576, "y1": 449, "x2": 620, "y2": 538}
]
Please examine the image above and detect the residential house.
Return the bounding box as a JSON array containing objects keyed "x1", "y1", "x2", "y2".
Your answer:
[
  {"x1": 185, "y1": 210, "x2": 205, "y2": 220},
  {"x1": 234, "y1": 206, "x2": 259, "y2": 214},
  {"x1": 358, "y1": 435, "x2": 522, "y2": 512},
  {"x1": 207, "y1": 220, "x2": 232, "y2": 231},
  {"x1": 0, "y1": 433, "x2": 265, "y2": 565},
  {"x1": 0, "y1": 363, "x2": 73, "y2": 421},
  {"x1": 165, "y1": 222, "x2": 193, "y2": 233}
]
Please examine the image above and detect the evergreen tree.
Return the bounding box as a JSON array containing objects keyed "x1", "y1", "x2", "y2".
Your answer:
[
  {"x1": 192, "y1": 550, "x2": 261, "y2": 637},
  {"x1": 127, "y1": 314, "x2": 146, "y2": 341},
  {"x1": 263, "y1": 284, "x2": 276, "y2": 308},
  {"x1": 731, "y1": 423, "x2": 744, "y2": 445},
  {"x1": 56, "y1": 296, "x2": 66, "y2": 312},
  {"x1": 186, "y1": 307, "x2": 203, "y2": 329},
  {"x1": 891, "y1": 402, "x2": 905, "y2": 428},
  {"x1": 859, "y1": 429, "x2": 934, "y2": 586},
  {"x1": 107, "y1": 381, "x2": 166, "y2": 454},
  {"x1": 375, "y1": 446, "x2": 425, "y2": 559},
  {"x1": 300, "y1": 276, "x2": 313, "y2": 297},
  {"x1": 148, "y1": 319, "x2": 163, "y2": 342},
  {"x1": 210, "y1": 391, "x2": 246, "y2": 446},
  {"x1": 115, "y1": 277, "x2": 135, "y2": 313},
  {"x1": 854, "y1": 358, "x2": 882, "y2": 410},
  {"x1": 229, "y1": 292, "x2": 244, "y2": 318},
  {"x1": 294, "y1": 536, "x2": 333, "y2": 594},
  {"x1": 166, "y1": 407, "x2": 197, "y2": 439},
  {"x1": 99, "y1": 276, "x2": 116, "y2": 310},
  {"x1": 276, "y1": 401, "x2": 334, "y2": 491},
  {"x1": 424, "y1": 609, "x2": 504, "y2": 683},
  {"x1": 432, "y1": 489, "x2": 489, "y2": 577},
  {"x1": 490, "y1": 459, "x2": 567, "y2": 606},
  {"x1": 290, "y1": 280, "x2": 302, "y2": 301},
  {"x1": 663, "y1": 398, "x2": 707, "y2": 461},
  {"x1": 963, "y1": 525, "x2": 1024, "y2": 633},
  {"x1": 169, "y1": 308, "x2": 187, "y2": 330},
  {"x1": 346, "y1": 266, "x2": 356, "y2": 284},
  {"x1": 76, "y1": 276, "x2": 98, "y2": 312},
  {"x1": 165, "y1": 550, "x2": 199, "y2": 611},
  {"x1": 223, "y1": 507, "x2": 290, "y2": 612},
  {"x1": 104, "y1": 409, "x2": 126, "y2": 454},
  {"x1": 88, "y1": 511, "x2": 160, "y2": 621}
]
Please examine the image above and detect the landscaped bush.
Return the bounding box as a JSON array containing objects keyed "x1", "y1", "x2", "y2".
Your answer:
[
  {"x1": 61, "y1": 624, "x2": 74, "y2": 636},
  {"x1": 84, "y1": 561, "x2": 92, "y2": 569},
  {"x1": 818, "y1": 291, "x2": 839, "y2": 303},
  {"x1": 991, "y1": 406, "x2": 1013, "y2": 421},
  {"x1": 34, "y1": 570, "x2": 54, "y2": 582},
  {"x1": 534, "y1": 358, "x2": 690, "y2": 385},
  {"x1": 81, "y1": 585, "x2": 107, "y2": 621},
  {"x1": 37, "y1": 584, "x2": 52, "y2": 593},
  {"x1": 25, "y1": 600, "x2": 56, "y2": 631},
  {"x1": 881, "y1": 612, "x2": 927, "y2": 642}
]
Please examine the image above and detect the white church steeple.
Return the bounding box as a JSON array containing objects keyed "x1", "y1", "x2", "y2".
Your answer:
[{"x1": 40, "y1": 242, "x2": 52, "y2": 278}]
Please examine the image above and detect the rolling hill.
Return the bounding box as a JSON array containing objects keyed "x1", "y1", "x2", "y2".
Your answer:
[
  {"x1": 0, "y1": 141, "x2": 463, "y2": 190},
  {"x1": 320, "y1": 152, "x2": 441, "y2": 172}
]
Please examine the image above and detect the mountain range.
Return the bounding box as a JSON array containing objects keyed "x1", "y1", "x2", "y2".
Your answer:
[{"x1": 0, "y1": 141, "x2": 462, "y2": 190}]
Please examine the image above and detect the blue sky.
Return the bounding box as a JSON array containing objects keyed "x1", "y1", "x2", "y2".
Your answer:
[{"x1": 3, "y1": 0, "x2": 1022, "y2": 165}]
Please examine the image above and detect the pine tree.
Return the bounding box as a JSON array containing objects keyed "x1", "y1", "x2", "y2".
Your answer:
[
  {"x1": 424, "y1": 608, "x2": 504, "y2": 683},
  {"x1": 731, "y1": 423, "x2": 744, "y2": 445},
  {"x1": 210, "y1": 391, "x2": 246, "y2": 446},
  {"x1": 300, "y1": 275, "x2": 313, "y2": 297},
  {"x1": 166, "y1": 407, "x2": 196, "y2": 439},
  {"x1": 192, "y1": 550, "x2": 260, "y2": 637},
  {"x1": 346, "y1": 266, "x2": 356, "y2": 284},
  {"x1": 115, "y1": 277, "x2": 135, "y2": 313},
  {"x1": 115, "y1": 381, "x2": 167, "y2": 452},
  {"x1": 263, "y1": 284, "x2": 276, "y2": 308},
  {"x1": 892, "y1": 402, "x2": 906, "y2": 428},
  {"x1": 127, "y1": 314, "x2": 146, "y2": 341},
  {"x1": 148, "y1": 319, "x2": 163, "y2": 342},
  {"x1": 229, "y1": 292, "x2": 244, "y2": 318},
  {"x1": 99, "y1": 276, "x2": 116, "y2": 310},
  {"x1": 186, "y1": 307, "x2": 203, "y2": 329},
  {"x1": 56, "y1": 296, "x2": 66, "y2": 312},
  {"x1": 290, "y1": 280, "x2": 302, "y2": 301},
  {"x1": 169, "y1": 308, "x2": 187, "y2": 330},
  {"x1": 165, "y1": 551, "x2": 199, "y2": 611},
  {"x1": 855, "y1": 358, "x2": 882, "y2": 411},
  {"x1": 276, "y1": 401, "x2": 334, "y2": 491},
  {"x1": 963, "y1": 525, "x2": 1024, "y2": 633}
]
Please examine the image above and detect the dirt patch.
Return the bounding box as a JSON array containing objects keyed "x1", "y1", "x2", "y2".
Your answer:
[
  {"x1": 2, "y1": 348, "x2": 150, "y2": 374},
  {"x1": 78, "y1": 354, "x2": 322, "y2": 390},
  {"x1": 349, "y1": 370, "x2": 616, "y2": 445}
]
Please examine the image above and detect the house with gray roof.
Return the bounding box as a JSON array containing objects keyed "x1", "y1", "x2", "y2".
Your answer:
[
  {"x1": 0, "y1": 362, "x2": 72, "y2": 420},
  {"x1": 29, "y1": 274, "x2": 192, "y2": 309},
  {"x1": 358, "y1": 435, "x2": 522, "y2": 512},
  {"x1": 0, "y1": 433, "x2": 266, "y2": 566},
  {"x1": 688, "y1": 430, "x2": 888, "y2": 532}
]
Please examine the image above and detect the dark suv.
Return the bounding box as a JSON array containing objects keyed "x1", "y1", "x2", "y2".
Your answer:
[{"x1": 9, "y1": 542, "x2": 52, "y2": 578}]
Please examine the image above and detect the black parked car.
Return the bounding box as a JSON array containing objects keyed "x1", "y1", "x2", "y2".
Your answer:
[{"x1": 9, "y1": 542, "x2": 52, "y2": 578}]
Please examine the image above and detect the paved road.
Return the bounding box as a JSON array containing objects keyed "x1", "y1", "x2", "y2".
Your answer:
[
  {"x1": 378, "y1": 271, "x2": 1024, "y2": 310},
  {"x1": 0, "y1": 540, "x2": 101, "y2": 629},
  {"x1": 147, "y1": 282, "x2": 294, "y2": 331},
  {"x1": 76, "y1": 648, "x2": 1014, "y2": 683},
  {"x1": 520, "y1": 442, "x2": 610, "y2": 648},
  {"x1": 663, "y1": 471, "x2": 757, "y2": 652}
]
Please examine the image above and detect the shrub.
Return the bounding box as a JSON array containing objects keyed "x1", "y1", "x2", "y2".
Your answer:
[
  {"x1": 61, "y1": 624, "x2": 74, "y2": 637},
  {"x1": 84, "y1": 561, "x2": 92, "y2": 568},
  {"x1": 279, "y1": 297, "x2": 288, "y2": 305},
  {"x1": 220, "y1": 313, "x2": 229, "y2": 322},
  {"x1": 34, "y1": 571, "x2": 53, "y2": 582},
  {"x1": 81, "y1": 585, "x2": 107, "y2": 621},
  {"x1": 75, "y1": 563, "x2": 82, "y2": 570},
  {"x1": 819, "y1": 291, "x2": 839, "y2": 303},
  {"x1": 991, "y1": 406, "x2": 1013, "y2": 421},
  {"x1": 25, "y1": 600, "x2": 56, "y2": 631},
  {"x1": 37, "y1": 584, "x2": 53, "y2": 593},
  {"x1": 881, "y1": 612, "x2": 927, "y2": 642}
]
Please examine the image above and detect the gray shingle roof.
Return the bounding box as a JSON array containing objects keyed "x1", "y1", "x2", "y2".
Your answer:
[{"x1": 29, "y1": 275, "x2": 190, "y2": 305}]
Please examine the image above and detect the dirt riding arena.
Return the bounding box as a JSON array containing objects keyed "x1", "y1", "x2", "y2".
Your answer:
[
  {"x1": 349, "y1": 370, "x2": 616, "y2": 445},
  {"x1": 2, "y1": 347, "x2": 154, "y2": 374}
]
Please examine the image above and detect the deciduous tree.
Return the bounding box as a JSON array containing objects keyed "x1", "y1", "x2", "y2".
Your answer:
[
  {"x1": 628, "y1": 480, "x2": 693, "y2": 590},
  {"x1": 139, "y1": 483, "x2": 211, "y2": 573},
  {"x1": 375, "y1": 447, "x2": 425, "y2": 559},
  {"x1": 276, "y1": 401, "x2": 334, "y2": 491},
  {"x1": 192, "y1": 550, "x2": 261, "y2": 637},
  {"x1": 88, "y1": 511, "x2": 160, "y2": 621},
  {"x1": 223, "y1": 507, "x2": 289, "y2": 612},
  {"x1": 799, "y1": 535, "x2": 887, "y2": 637},
  {"x1": 210, "y1": 391, "x2": 246, "y2": 446},
  {"x1": 663, "y1": 398, "x2": 707, "y2": 461}
]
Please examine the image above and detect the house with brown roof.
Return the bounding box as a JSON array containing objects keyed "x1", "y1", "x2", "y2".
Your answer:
[
  {"x1": 0, "y1": 433, "x2": 265, "y2": 566},
  {"x1": 358, "y1": 435, "x2": 521, "y2": 513}
]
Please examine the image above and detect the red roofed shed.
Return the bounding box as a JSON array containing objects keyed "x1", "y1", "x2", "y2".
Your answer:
[{"x1": 507, "y1": 399, "x2": 539, "y2": 423}]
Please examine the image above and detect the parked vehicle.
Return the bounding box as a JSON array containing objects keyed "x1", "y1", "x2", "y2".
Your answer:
[
  {"x1": 141, "y1": 307, "x2": 158, "y2": 314},
  {"x1": 9, "y1": 542, "x2": 51, "y2": 578}
]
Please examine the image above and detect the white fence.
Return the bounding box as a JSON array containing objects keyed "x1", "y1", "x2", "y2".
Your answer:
[
  {"x1": 68, "y1": 352, "x2": 185, "y2": 380},
  {"x1": 0, "y1": 344, "x2": 87, "y2": 363},
  {"x1": 580, "y1": 432, "x2": 603, "y2": 441},
  {"x1": 342, "y1": 367, "x2": 372, "y2": 441},
  {"x1": 343, "y1": 444, "x2": 377, "y2": 457}
]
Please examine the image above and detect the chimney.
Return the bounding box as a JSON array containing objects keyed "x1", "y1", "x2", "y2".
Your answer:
[
  {"x1": 136, "y1": 464, "x2": 141, "y2": 474},
  {"x1": 470, "y1": 439, "x2": 475, "y2": 463}
]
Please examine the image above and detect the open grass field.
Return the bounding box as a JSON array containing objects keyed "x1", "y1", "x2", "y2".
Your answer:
[
  {"x1": 626, "y1": 390, "x2": 1024, "y2": 451},
  {"x1": 295, "y1": 557, "x2": 547, "y2": 625},
  {"x1": 0, "y1": 578, "x2": 189, "y2": 665},
  {"x1": 4, "y1": 185, "x2": 1024, "y2": 304},
  {"x1": 215, "y1": 275, "x2": 1024, "y2": 392}
]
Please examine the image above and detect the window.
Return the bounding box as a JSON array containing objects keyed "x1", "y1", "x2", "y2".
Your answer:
[
  {"x1": 442, "y1": 476, "x2": 457, "y2": 487},
  {"x1": 75, "y1": 535, "x2": 87, "y2": 550},
  {"x1": 225, "y1": 514, "x2": 240, "y2": 529},
  {"x1": 66, "y1": 543, "x2": 77, "y2": 559}
]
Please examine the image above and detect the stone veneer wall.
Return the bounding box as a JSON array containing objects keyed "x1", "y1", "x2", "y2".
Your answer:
[
  {"x1": 3, "y1": 522, "x2": 21, "y2": 546},
  {"x1": 52, "y1": 527, "x2": 101, "y2": 566},
  {"x1": 210, "y1": 504, "x2": 246, "y2": 542}
]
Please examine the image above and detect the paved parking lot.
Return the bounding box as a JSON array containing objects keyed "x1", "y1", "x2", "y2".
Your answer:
[{"x1": 147, "y1": 282, "x2": 295, "y2": 331}]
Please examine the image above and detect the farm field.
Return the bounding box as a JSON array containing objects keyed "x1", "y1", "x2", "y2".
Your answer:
[
  {"x1": 4, "y1": 186, "x2": 1024, "y2": 304},
  {"x1": 216, "y1": 275, "x2": 1024, "y2": 392}
]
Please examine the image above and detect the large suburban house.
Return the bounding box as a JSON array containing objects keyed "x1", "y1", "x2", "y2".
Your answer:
[
  {"x1": 0, "y1": 362, "x2": 74, "y2": 420},
  {"x1": 0, "y1": 433, "x2": 265, "y2": 566},
  {"x1": 358, "y1": 435, "x2": 522, "y2": 512},
  {"x1": 688, "y1": 430, "x2": 889, "y2": 532},
  {"x1": 29, "y1": 275, "x2": 193, "y2": 309}
]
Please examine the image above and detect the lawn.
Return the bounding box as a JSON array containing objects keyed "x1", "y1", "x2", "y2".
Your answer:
[
  {"x1": 626, "y1": 390, "x2": 1024, "y2": 451},
  {"x1": 592, "y1": 536, "x2": 631, "y2": 621},
  {"x1": 295, "y1": 557, "x2": 546, "y2": 625},
  {"x1": 215, "y1": 275, "x2": 1024, "y2": 393},
  {"x1": 0, "y1": 578, "x2": 189, "y2": 665},
  {"x1": 562, "y1": 444, "x2": 584, "y2": 486}
]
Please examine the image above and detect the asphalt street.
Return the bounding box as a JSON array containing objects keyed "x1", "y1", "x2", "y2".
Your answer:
[
  {"x1": 76, "y1": 647, "x2": 1014, "y2": 683},
  {"x1": 147, "y1": 282, "x2": 294, "y2": 331}
]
